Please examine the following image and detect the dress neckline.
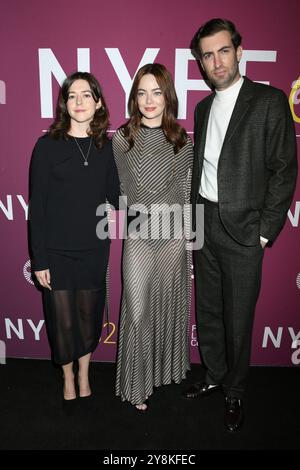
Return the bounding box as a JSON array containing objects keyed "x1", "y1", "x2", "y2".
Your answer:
[
  {"x1": 67, "y1": 134, "x2": 91, "y2": 139},
  {"x1": 140, "y1": 123, "x2": 162, "y2": 130}
]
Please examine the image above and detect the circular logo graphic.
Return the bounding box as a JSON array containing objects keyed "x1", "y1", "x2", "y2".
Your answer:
[
  {"x1": 289, "y1": 76, "x2": 300, "y2": 123},
  {"x1": 23, "y1": 260, "x2": 34, "y2": 285},
  {"x1": 296, "y1": 273, "x2": 300, "y2": 290}
]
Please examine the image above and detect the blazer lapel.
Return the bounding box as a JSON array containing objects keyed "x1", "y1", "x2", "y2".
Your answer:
[
  {"x1": 221, "y1": 77, "x2": 254, "y2": 146},
  {"x1": 196, "y1": 94, "x2": 214, "y2": 165}
]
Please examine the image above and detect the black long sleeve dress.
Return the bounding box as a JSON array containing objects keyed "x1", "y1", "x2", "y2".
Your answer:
[{"x1": 29, "y1": 134, "x2": 120, "y2": 364}]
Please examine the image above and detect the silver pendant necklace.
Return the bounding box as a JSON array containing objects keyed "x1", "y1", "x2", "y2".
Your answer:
[{"x1": 73, "y1": 136, "x2": 92, "y2": 166}]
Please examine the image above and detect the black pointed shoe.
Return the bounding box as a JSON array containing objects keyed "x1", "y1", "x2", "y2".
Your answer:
[
  {"x1": 224, "y1": 396, "x2": 244, "y2": 432},
  {"x1": 182, "y1": 382, "x2": 222, "y2": 399}
]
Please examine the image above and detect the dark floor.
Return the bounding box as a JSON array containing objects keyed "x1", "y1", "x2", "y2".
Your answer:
[{"x1": 0, "y1": 359, "x2": 299, "y2": 451}]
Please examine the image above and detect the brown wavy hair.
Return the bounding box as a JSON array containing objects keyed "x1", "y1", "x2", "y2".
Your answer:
[
  {"x1": 49, "y1": 72, "x2": 109, "y2": 149},
  {"x1": 122, "y1": 63, "x2": 188, "y2": 154}
]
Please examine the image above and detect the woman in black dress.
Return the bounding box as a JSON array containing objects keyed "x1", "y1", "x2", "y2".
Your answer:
[{"x1": 29, "y1": 72, "x2": 119, "y2": 401}]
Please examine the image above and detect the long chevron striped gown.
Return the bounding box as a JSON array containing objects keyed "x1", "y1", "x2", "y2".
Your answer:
[{"x1": 112, "y1": 125, "x2": 193, "y2": 405}]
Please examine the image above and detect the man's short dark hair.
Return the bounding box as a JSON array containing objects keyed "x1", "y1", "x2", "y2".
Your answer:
[{"x1": 191, "y1": 18, "x2": 242, "y2": 59}]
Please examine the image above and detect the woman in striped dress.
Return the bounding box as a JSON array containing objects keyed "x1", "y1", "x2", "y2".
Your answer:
[{"x1": 112, "y1": 63, "x2": 193, "y2": 411}]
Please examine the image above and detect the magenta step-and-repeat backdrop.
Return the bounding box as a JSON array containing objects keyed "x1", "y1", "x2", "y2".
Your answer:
[{"x1": 0, "y1": 0, "x2": 299, "y2": 366}]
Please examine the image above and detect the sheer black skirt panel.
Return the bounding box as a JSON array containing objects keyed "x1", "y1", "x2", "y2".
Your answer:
[{"x1": 43, "y1": 246, "x2": 109, "y2": 365}]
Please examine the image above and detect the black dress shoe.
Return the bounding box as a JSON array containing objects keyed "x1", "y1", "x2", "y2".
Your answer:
[
  {"x1": 182, "y1": 382, "x2": 222, "y2": 399},
  {"x1": 224, "y1": 396, "x2": 244, "y2": 432},
  {"x1": 62, "y1": 397, "x2": 78, "y2": 416}
]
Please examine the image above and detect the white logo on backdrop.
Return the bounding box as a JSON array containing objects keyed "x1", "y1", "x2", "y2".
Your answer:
[
  {"x1": 262, "y1": 327, "x2": 300, "y2": 349},
  {"x1": 191, "y1": 325, "x2": 300, "y2": 366},
  {"x1": 3, "y1": 318, "x2": 44, "y2": 340},
  {"x1": 38, "y1": 48, "x2": 277, "y2": 119},
  {"x1": 296, "y1": 273, "x2": 300, "y2": 290},
  {"x1": 23, "y1": 260, "x2": 34, "y2": 285},
  {"x1": 0, "y1": 340, "x2": 6, "y2": 365},
  {"x1": 0, "y1": 80, "x2": 6, "y2": 104},
  {"x1": 288, "y1": 202, "x2": 300, "y2": 227},
  {"x1": 190, "y1": 324, "x2": 198, "y2": 347},
  {"x1": 0, "y1": 195, "x2": 28, "y2": 220},
  {"x1": 291, "y1": 340, "x2": 300, "y2": 365},
  {"x1": 263, "y1": 327, "x2": 300, "y2": 364},
  {"x1": 291, "y1": 80, "x2": 300, "y2": 105}
]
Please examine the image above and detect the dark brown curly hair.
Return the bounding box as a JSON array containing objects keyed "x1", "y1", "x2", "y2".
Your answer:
[
  {"x1": 49, "y1": 71, "x2": 109, "y2": 149},
  {"x1": 122, "y1": 63, "x2": 188, "y2": 154}
]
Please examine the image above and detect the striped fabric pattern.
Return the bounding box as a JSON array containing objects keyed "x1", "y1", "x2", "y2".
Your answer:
[{"x1": 113, "y1": 126, "x2": 193, "y2": 405}]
